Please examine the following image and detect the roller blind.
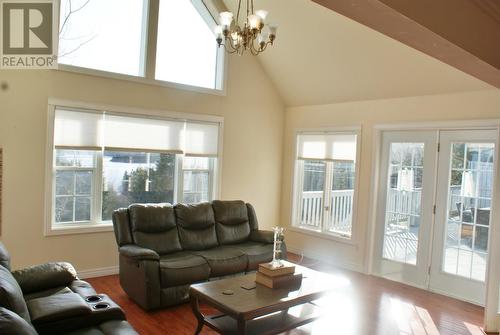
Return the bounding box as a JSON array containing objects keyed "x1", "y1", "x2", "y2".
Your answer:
[
  {"x1": 297, "y1": 133, "x2": 357, "y2": 161},
  {"x1": 54, "y1": 109, "x2": 103, "y2": 150},
  {"x1": 184, "y1": 121, "x2": 219, "y2": 157},
  {"x1": 54, "y1": 107, "x2": 221, "y2": 157},
  {"x1": 103, "y1": 114, "x2": 184, "y2": 153}
]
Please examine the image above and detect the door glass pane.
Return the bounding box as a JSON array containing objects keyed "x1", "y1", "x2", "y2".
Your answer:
[
  {"x1": 382, "y1": 143, "x2": 424, "y2": 265},
  {"x1": 298, "y1": 160, "x2": 325, "y2": 230},
  {"x1": 443, "y1": 142, "x2": 494, "y2": 281}
]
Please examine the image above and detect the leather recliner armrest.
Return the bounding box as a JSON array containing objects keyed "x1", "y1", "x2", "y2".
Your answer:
[
  {"x1": 12, "y1": 262, "x2": 78, "y2": 294},
  {"x1": 250, "y1": 230, "x2": 275, "y2": 244},
  {"x1": 119, "y1": 245, "x2": 159, "y2": 261}
]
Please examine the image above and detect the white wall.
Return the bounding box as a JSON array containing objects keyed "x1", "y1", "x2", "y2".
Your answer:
[
  {"x1": 281, "y1": 89, "x2": 500, "y2": 272},
  {"x1": 0, "y1": 54, "x2": 285, "y2": 272}
]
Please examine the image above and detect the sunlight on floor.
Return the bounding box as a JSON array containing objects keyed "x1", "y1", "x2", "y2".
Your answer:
[
  {"x1": 286, "y1": 296, "x2": 484, "y2": 335},
  {"x1": 464, "y1": 322, "x2": 485, "y2": 335}
]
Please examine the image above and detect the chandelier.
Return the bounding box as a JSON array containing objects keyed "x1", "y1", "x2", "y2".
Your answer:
[{"x1": 214, "y1": 0, "x2": 278, "y2": 55}]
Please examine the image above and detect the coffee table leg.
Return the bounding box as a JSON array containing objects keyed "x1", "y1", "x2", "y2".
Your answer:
[
  {"x1": 190, "y1": 295, "x2": 204, "y2": 335},
  {"x1": 237, "y1": 318, "x2": 247, "y2": 335}
]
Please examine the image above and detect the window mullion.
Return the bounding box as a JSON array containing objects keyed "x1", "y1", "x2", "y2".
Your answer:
[
  {"x1": 145, "y1": 0, "x2": 160, "y2": 80},
  {"x1": 323, "y1": 161, "x2": 333, "y2": 233},
  {"x1": 296, "y1": 160, "x2": 305, "y2": 228},
  {"x1": 208, "y1": 158, "x2": 215, "y2": 201},
  {"x1": 94, "y1": 151, "x2": 103, "y2": 223},
  {"x1": 174, "y1": 155, "x2": 182, "y2": 203}
]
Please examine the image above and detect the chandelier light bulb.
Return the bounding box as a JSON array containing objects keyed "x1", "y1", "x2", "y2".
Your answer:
[
  {"x1": 258, "y1": 31, "x2": 269, "y2": 50},
  {"x1": 219, "y1": 11, "x2": 234, "y2": 28},
  {"x1": 247, "y1": 14, "x2": 263, "y2": 30},
  {"x1": 255, "y1": 10, "x2": 268, "y2": 21},
  {"x1": 214, "y1": 25, "x2": 223, "y2": 34},
  {"x1": 268, "y1": 24, "x2": 278, "y2": 37},
  {"x1": 214, "y1": 25, "x2": 223, "y2": 41}
]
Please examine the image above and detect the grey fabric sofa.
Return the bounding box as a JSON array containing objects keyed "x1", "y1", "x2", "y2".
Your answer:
[
  {"x1": 0, "y1": 242, "x2": 137, "y2": 335},
  {"x1": 112, "y1": 200, "x2": 286, "y2": 310}
]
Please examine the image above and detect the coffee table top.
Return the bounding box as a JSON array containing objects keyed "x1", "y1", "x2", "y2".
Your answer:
[{"x1": 189, "y1": 262, "x2": 335, "y2": 320}]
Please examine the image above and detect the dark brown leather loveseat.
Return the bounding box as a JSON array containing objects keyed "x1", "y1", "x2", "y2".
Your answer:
[
  {"x1": 112, "y1": 200, "x2": 286, "y2": 310},
  {"x1": 0, "y1": 242, "x2": 137, "y2": 334}
]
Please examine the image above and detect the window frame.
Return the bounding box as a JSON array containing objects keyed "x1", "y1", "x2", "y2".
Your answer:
[
  {"x1": 55, "y1": 0, "x2": 227, "y2": 95},
  {"x1": 290, "y1": 128, "x2": 362, "y2": 243},
  {"x1": 45, "y1": 99, "x2": 224, "y2": 236}
]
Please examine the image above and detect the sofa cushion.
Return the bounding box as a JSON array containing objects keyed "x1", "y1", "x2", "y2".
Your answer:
[
  {"x1": 0, "y1": 306, "x2": 37, "y2": 335},
  {"x1": 192, "y1": 247, "x2": 247, "y2": 277},
  {"x1": 228, "y1": 241, "x2": 273, "y2": 271},
  {"x1": 27, "y1": 292, "x2": 90, "y2": 324},
  {"x1": 175, "y1": 203, "x2": 218, "y2": 250},
  {"x1": 24, "y1": 286, "x2": 72, "y2": 301},
  {"x1": 0, "y1": 265, "x2": 30, "y2": 323},
  {"x1": 0, "y1": 242, "x2": 11, "y2": 271},
  {"x1": 129, "y1": 204, "x2": 181, "y2": 255},
  {"x1": 159, "y1": 252, "x2": 210, "y2": 287},
  {"x1": 213, "y1": 200, "x2": 251, "y2": 245}
]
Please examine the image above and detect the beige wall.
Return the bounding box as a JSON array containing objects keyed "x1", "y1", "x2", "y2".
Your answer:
[
  {"x1": 0, "y1": 54, "x2": 285, "y2": 271},
  {"x1": 281, "y1": 89, "x2": 500, "y2": 271}
]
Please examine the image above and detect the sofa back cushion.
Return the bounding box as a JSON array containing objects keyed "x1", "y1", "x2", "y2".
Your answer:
[
  {"x1": 175, "y1": 203, "x2": 218, "y2": 250},
  {"x1": 212, "y1": 200, "x2": 251, "y2": 245},
  {"x1": 129, "y1": 204, "x2": 182, "y2": 255},
  {"x1": 0, "y1": 266, "x2": 30, "y2": 323}
]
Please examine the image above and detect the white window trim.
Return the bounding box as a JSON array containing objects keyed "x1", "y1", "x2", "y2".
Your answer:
[
  {"x1": 54, "y1": 0, "x2": 227, "y2": 95},
  {"x1": 44, "y1": 99, "x2": 224, "y2": 236},
  {"x1": 290, "y1": 127, "x2": 362, "y2": 243}
]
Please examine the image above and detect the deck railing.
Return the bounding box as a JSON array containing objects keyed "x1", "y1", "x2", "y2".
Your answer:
[{"x1": 299, "y1": 190, "x2": 354, "y2": 234}]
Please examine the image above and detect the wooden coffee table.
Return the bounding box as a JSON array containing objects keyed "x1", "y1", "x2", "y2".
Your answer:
[{"x1": 189, "y1": 263, "x2": 333, "y2": 335}]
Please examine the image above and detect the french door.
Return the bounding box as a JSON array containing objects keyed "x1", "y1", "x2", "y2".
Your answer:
[
  {"x1": 373, "y1": 131, "x2": 438, "y2": 288},
  {"x1": 429, "y1": 130, "x2": 497, "y2": 304},
  {"x1": 373, "y1": 129, "x2": 497, "y2": 305}
]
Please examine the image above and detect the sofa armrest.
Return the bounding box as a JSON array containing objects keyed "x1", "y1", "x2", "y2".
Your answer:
[
  {"x1": 250, "y1": 230, "x2": 275, "y2": 244},
  {"x1": 12, "y1": 262, "x2": 78, "y2": 294},
  {"x1": 119, "y1": 245, "x2": 159, "y2": 261}
]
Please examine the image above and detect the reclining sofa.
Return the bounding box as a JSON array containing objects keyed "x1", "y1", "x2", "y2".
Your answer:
[
  {"x1": 0, "y1": 242, "x2": 137, "y2": 335},
  {"x1": 112, "y1": 200, "x2": 286, "y2": 310}
]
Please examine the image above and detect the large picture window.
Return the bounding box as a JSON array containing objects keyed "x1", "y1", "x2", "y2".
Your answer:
[
  {"x1": 57, "y1": 0, "x2": 224, "y2": 90},
  {"x1": 58, "y1": 0, "x2": 148, "y2": 76},
  {"x1": 49, "y1": 105, "x2": 221, "y2": 234},
  {"x1": 292, "y1": 131, "x2": 360, "y2": 239}
]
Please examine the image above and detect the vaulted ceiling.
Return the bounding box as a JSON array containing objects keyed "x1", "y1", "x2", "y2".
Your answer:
[{"x1": 223, "y1": 0, "x2": 493, "y2": 107}]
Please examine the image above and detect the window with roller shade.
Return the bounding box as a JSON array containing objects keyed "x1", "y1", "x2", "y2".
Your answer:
[
  {"x1": 292, "y1": 131, "x2": 360, "y2": 239},
  {"x1": 50, "y1": 106, "x2": 221, "y2": 232}
]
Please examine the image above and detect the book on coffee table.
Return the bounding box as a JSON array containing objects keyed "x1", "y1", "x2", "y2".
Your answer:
[
  {"x1": 258, "y1": 261, "x2": 295, "y2": 277},
  {"x1": 255, "y1": 271, "x2": 303, "y2": 289}
]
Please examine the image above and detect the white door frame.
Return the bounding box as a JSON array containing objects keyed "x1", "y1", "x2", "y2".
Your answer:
[{"x1": 365, "y1": 119, "x2": 500, "y2": 333}]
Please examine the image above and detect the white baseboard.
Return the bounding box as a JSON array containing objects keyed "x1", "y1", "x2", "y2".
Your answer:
[
  {"x1": 78, "y1": 265, "x2": 119, "y2": 279},
  {"x1": 287, "y1": 245, "x2": 363, "y2": 273}
]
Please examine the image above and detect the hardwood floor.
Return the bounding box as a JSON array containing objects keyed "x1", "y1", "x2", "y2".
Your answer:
[{"x1": 86, "y1": 254, "x2": 486, "y2": 335}]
